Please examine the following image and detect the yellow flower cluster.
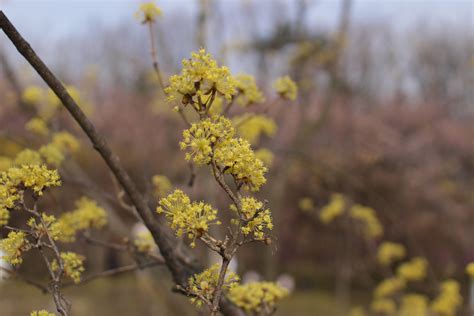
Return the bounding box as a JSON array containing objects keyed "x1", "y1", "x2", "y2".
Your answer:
[
  {"x1": 231, "y1": 197, "x2": 273, "y2": 240},
  {"x1": 165, "y1": 49, "x2": 236, "y2": 103},
  {"x1": 22, "y1": 86, "x2": 43, "y2": 104},
  {"x1": 14, "y1": 149, "x2": 42, "y2": 166},
  {"x1": 234, "y1": 74, "x2": 265, "y2": 107},
  {"x1": 319, "y1": 193, "x2": 345, "y2": 224},
  {"x1": 397, "y1": 257, "x2": 428, "y2": 282},
  {"x1": 188, "y1": 263, "x2": 239, "y2": 307},
  {"x1": 25, "y1": 117, "x2": 49, "y2": 136},
  {"x1": 0, "y1": 231, "x2": 29, "y2": 265},
  {"x1": 135, "y1": 1, "x2": 162, "y2": 23},
  {"x1": 51, "y1": 132, "x2": 80, "y2": 153},
  {"x1": 39, "y1": 144, "x2": 64, "y2": 167},
  {"x1": 52, "y1": 252, "x2": 85, "y2": 284},
  {"x1": 374, "y1": 277, "x2": 406, "y2": 298},
  {"x1": 398, "y1": 294, "x2": 428, "y2": 316},
  {"x1": 466, "y1": 262, "x2": 474, "y2": 278},
  {"x1": 377, "y1": 242, "x2": 406, "y2": 266},
  {"x1": 157, "y1": 189, "x2": 220, "y2": 247},
  {"x1": 0, "y1": 207, "x2": 9, "y2": 226},
  {"x1": 1, "y1": 165, "x2": 60, "y2": 206},
  {"x1": 273, "y1": 76, "x2": 298, "y2": 101},
  {"x1": 255, "y1": 148, "x2": 274, "y2": 167},
  {"x1": 152, "y1": 174, "x2": 172, "y2": 198},
  {"x1": 56, "y1": 197, "x2": 108, "y2": 242},
  {"x1": 233, "y1": 114, "x2": 277, "y2": 144},
  {"x1": 27, "y1": 213, "x2": 63, "y2": 241},
  {"x1": 134, "y1": 231, "x2": 157, "y2": 253},
  {"x1": 430, "y1": 279, "x2": 462, "y2": 316},
  {"x1": 349, "y1": 204, "x2": 383, "y2": 239},
  {"x1": 227, "y1": 281, "x2": 288, "y2": 313},
  {"x1": 30, "y1": 310, "x2": 55, "y2": 316},
  {"x1": 180, "y1": 116, "x2": 235, "y2": 165},
  {"x1": 370, "y1": 298, "x2": 396, "y2": 315}
]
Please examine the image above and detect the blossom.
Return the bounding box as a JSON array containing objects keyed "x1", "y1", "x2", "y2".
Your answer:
[
  {"x1": 377, "y1": 242, "x2": 406, "y2": 266},
  {"x1": 136, "y1": 2, "x2": 162, "y2": 24},
  {"x1": 430, "y1": 279, "x2": 462, "y2": 316},
  {"x1": 214, "y1": 138, "x2": 267, "y2": 191},
  {"x1": 374, "y1": 277, "x2": 406, "y2": 298},
  {"x1": 231, "y1": 197, "x2": 273, "y2": 240},
  {"x1": 233, "y1": 114, "x2": 277, "y2": 144},
  {"x1": 399, "y1": 294, "x2": 428, "y2": 316},
  {"x1": 25, "y1": 117, "x2": 49, "y2": 136},
  {"x1": 188, "y1": 263, "x2": 239, "y2": 306},
  {"x1": 22, "y1": 86, "x2": 43, "y2": 104},
  {"x1": 255, "y1": 148, "x2": 274, "y2": 167},
  {"x1": 157, "y1": 189, "x2": 220, "y2": 247},
  {"x1": 134, "y1": 231, "x2": 157, "y2": 253},
  {"x1": 0, "y1": 207, "x2": 9, "y2": 226},
  {"x1": 319, "y1": 193, "x2": 345, "y2": 224},
  {"x1": 349, "y1": 204, "x2": 383, "y2": 239},
  {"x1": 370, "y1": 298, "x2": 396, "y2": 315},
  {"x1": 52, "y1": 252, "x2": 85, "y2": 284},
  {"x1": 152, "y1": 174, "x2": 172, "y2": 198},
  {"x1": 0, "y1": 231, "x2": 29, "y2": 265},
  {"x1": 30, "y1": 310, "x2": 55, "y2": 316},
  {"x1": 273, "y1": 76, "x2": 298, "y2": 101},
  {"x1": 14, "y1": 149, "x2": 43, "y2": 166},
  {"x1": 39, "y1": 144, "x2": 65, "y2": 167},
  {"x1": 466, "y1": 262, "x2": 474, "y2": 278},
  {"x1": 165, "y1": 49, "x2": 236, "y2": 103},
  {"x1": 227, "y1": 281, "x2": 288, "y2": 313},
  {"x1": 397, "y1": 257, "x2": 428, "y2": 282},
  {"x1": 234, "y1": 74, "x2": 265, "y2": 107},
  {"x1": 51, "y1": 132, "x2": 80, "y2": 153},
  {"x1": 180, "y1": 116, "x2": 235, "y2": 165}
]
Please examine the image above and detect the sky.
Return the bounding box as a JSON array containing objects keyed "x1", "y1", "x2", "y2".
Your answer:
[{"x1": 1, "y1": 0, "x2": 472, "y2": 42}]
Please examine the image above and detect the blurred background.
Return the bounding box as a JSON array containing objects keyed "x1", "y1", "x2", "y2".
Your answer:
[{"x1": 0, "y1": 0, "x2": 473, "y2": 315}]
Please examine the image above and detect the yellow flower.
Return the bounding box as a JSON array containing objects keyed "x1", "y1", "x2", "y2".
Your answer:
[
  {"x1": 466, "y1": 262, "x2": 474, "y2": 278},
  {"x1": 377, "y1": 242, "x2": 406, "y2": 266},
  {"x1": 1, "y1": 164, "x2": 60, "y2": 199},
  {"x1": 136, "y1": 1, "x2": 162, "y2": 23},
  {"x1": 374, "y1": 277, "x2": 406, "y2": 298},
  {"x1": 0, "y1": 231, "x2": 29, "y2": 265},
  {"x1": 157, "y1": 189, "x2": 220, "y2": 247},
  {"x1": 230, "y1": 197, "x2": 273, "y2": 240},
  {"x1": 255, "y1": 148, "x2": 274, "y2": 167},
  {"x1": 14, "y1": 149, "x2": 43, "y2": 166},
  {"x1": 25, "y1": 117, "x2": 49, "y2": 136},
  {"x1": 370, "y1": 298, "x2": 396, "y2": 315},
  {"x1": 52, "y1": 252, "x2": 85, "y2": 284},
  {"x1": 397, "y1": 257, "x2": 428, "y2": 282},
  {"x1": 165, "y1": 49, "x2": 236, "y2": 103},
  {"x1": 431, "y1": 279, "x2": 462, "y2": 316},
  {"x1": 152, "y1": 174, "x2": 172, "y2": 198},
  {"x1": 30, "y1": 310, "x2": 55, "y2": 316},
  {"x1": 134, "y1": 231, "x2": 157, "y2": 253},
  {"x1": 234, "y1": 74, "x2": 265, "y2": 107},
  {"x1": 233, "y1": 114, "x2": 277, "y2": 144},
  {"x1": 298, "y1": 197, "x2": 314, "y2": 212},
  {"x1": 39, "y1": 144, "x2": 65, "y2": 167},
  {"x1": 399, "y1": 294, "x2": 428, "y2": 316},
  {"x1": 51, "y1": 132, "x2": 80, "y2": 153},
  {"x1": 319, "y1": 193, "x2": 345, "y2": 224},
  {"x1": 22, "y1": 86, "x2": 43, "y2": 104},
  {"x1": 0, "y1": 207, "x2": 9, "y2": 226},
  {"x1": 273, "y1": 76, "x2": 298, "y2": 101},
  {"x1": 349, "y1": 204, "x2": 383, "y2": 239},
  {"x1": 227, "y1": 281, "x2": 288, "y2": 313},
  {"x1": 188, "y1": 263, "x2": 239, "y2": 306}
]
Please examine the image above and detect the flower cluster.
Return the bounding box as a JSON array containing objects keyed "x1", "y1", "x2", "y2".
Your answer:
[
  {"x1": 56, "y1": 197, "x2": 108, "y2": 242},
  {"x1": 14, "y1": 149, "x2": 42, "y2": 166},
  {"x1": 152, "y1": 174, "x2": 172, "y2": 198},
  {"x1": 319, "y1": 193, "x2": 345, "y2": 224},
  {"x1": 377, "y1": 241, "x2": 406, "y2": 266},
  {"x1": 227, "y1": 281, "x2": 288, "y2": 313},
  {"x1": 214, "y1": 138, "x2": 267, "y2": 191},
  {"x1": 231, "y1": 197, "x2": 273, "y2": 240},
  {"x1": 157, "y1": 189, "x2": 220, "y2": 247},
  {"x1": 51, "y1": 132, "x2": 80, "y2": 153},
  {"x1": 165, "y1": 49, "x2": 236, "y2": 104},
  {"x1": 430, "y1": 279, "x2": 462, "y2": 316},
  {"x1": 180, "y1": 116, "x2": 235, "y2": 165},
  {"x1": 398, "y1": 294, "x2": 428, "y2": 316},
  {"x1": 234, "y1": 74, "x2": 265, "y2": 107},
  {"x1": 374, "y1": 277, "x2": 406, "y2": 298},
  {"x1": 0, "y1": 231, "x2": 29, "y2": 265},
  {"x1": 370, "y1": 298, "x2": 396, "y2": 315},
  {"x1": 27, "y1": 213, "x2": 63, "y2": 241},
  {"x1": 397, "y1": 257, "x2": 428, "y2": 282},
  {"x1": 349, "y1": 204, "x2": 383, "y2": 239},
  {"x1": 233, "y1": 114, "x2": 277, "y2": 145},
  {"x1": 273, "y1": 76, "x2": 298, "y2": 101},
  {"x1": 466, "y1": 262, "x2": 474, "y2": 278},
  {"x1": 25, "y1": 117, "x2": 49, "y2": 136},
  {"x1": 255, "y1": 148, "x2": 274, "y2": 167},
  {"x1": 30, "y1": 310, "x2": 56, "y2": 316},
  {"x1": 52, "y1": 252, "x2": 85, "y2": 284},
  {"x1": 135, "y1": 1, "x2": 162, "y2": 24},
  {"x1": 188, "y1": 263, "x2": 239, "y2": 307},
  {"x1": 134, "y1": 231, "x2": 157, "y2": 254}
]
